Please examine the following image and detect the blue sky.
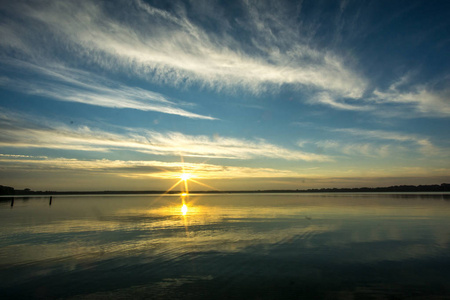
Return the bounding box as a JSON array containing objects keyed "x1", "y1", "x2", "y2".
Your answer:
[{"x1": 0, "y1": 0, "x2": 449, "y2": 191}]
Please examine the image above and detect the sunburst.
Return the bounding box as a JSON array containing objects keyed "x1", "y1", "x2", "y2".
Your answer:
[
  {"x1": 154, "y1": 156, "x2": 220, "y2": 219},
  {"x1": 158, "y1": 157, "x2": 219, "y2": 197}
]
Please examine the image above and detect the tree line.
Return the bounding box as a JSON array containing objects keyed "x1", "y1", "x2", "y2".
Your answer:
[{"x1": 1, "y1": 183, "x2": 449, "y2": 195}]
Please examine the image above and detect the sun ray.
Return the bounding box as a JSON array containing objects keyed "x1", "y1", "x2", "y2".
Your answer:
[
  {"x1": 183, "y1": 178, "x2": 189, "y2": 194},
  {"x1": 166, "y1": 179, "x2": 184, "y2": 193},
  {"x1": 189, "y1": 178, "x2": 220, "y2": 191},
  {"x1": 149, "y1": 178, "x2": 183, "y2": 204},
  {"x1": 155, "y1": 155, "x2": 220, "y2": 202}
]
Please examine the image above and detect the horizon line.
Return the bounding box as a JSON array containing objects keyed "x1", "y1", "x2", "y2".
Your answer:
[{"x1": 1, "y1": 183, "x2": 449, "y2": 196}]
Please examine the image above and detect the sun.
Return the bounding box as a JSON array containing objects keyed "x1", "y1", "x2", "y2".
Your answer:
[
  {"x1": 158, "y1": 160, "x2": 219, "y2": 197},
  {"x1": 180, "y1": 173, "x2": 191, "y2": 181}
]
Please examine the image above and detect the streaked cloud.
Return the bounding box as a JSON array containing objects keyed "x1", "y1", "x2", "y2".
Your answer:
[
  {"x1": 311, "y1": 92, "x2": 373, "y2": 111},
  {"x1": 304, "y1": 140, "x2": 391, "y2": 158},
  {"x1": 3, "y1": 0, "x2": 448, "y2": 117},
  {"x1": 0, "y1": 59, "x2": 215, "y2": 120},
  {"x1": 0, "y1": 0, "x2": 366, "y2": 98},
  {"x1": 0, "y1": 153, "x2": 47, "y2": 159},
  {"x1": 0, "y1": 155, "x2": 302, "y2": 180},
  {"x1": 373, "y1": 77, "x2": 450, "y2": 117},
  {"x1": 0, "y1": 111, "x2": 330, "y2": 162},
  {"x1": 138, "y1": 131, "x2": 331, "y2": 161},
  {"x1": 2, "y1": 154, "x2": 449, "y2": 185},
  {"x1": 332, "y1": 127, "x2": 440, "y2": 156}
]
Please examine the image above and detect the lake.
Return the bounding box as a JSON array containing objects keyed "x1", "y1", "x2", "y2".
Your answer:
[{"x1": 1, "y1": 193, "x2": 450, "y2": 299}]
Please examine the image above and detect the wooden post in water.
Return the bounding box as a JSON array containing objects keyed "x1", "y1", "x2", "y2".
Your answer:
[
  {"x1": 10, "y1": 197, "x2": 14, "y2": 207},
  {"x1": 49, "y1": 196, "x2": 52, "y2": 206}
]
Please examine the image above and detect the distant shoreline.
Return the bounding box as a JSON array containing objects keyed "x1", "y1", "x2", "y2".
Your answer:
[{"x1": 1, "y1": 183, "x2": 449, "y2": 196}]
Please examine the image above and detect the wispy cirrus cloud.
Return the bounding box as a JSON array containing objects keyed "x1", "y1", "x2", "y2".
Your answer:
[
  {"x1": 331, "y1": 127, "x2": 440, "y2": 156},
  {"x1": 0, "y1": 111, "x2": 330, "y2": 162},
  {"x1": 5, "y1": 154, "x2": 448, "y2": 182},
  {"x1": 299, "y1": 140, "x2": 392, "y2": 158},
  {"x1": 2, "y1": 0, "x2": 449, "y2": 118},
  {"x1": 295, "y1": 124, "x2": 447, "y2": 159},
  {"x1": 0, "y1": 59, "x2": 215, "y2": 120},
  {"x1": 311, "y1": 92, "x2": 373, "y2": 111},
  {"x1": 0, "y1": 0, "x2": 367, "y2": 99},
  {"x1": 0, "y1": 155, "x2": 302, "y2": 180},
  {"x1": 373, "y1": 85, "x2": 450, "y2": 117}
]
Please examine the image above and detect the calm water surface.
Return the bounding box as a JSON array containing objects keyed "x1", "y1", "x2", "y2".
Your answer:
[{"x1": 1, "y1": 193, "x2": 449, "y2": 299}]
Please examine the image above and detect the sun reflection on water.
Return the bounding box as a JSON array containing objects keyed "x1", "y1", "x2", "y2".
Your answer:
[{"x1": 181, "y1": 204, "x2": 188, "y2": 215}]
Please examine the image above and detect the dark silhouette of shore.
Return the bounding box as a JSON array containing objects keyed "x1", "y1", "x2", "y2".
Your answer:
[{"x1": 1, "y1": 183, "x2": 449, "y2": 196}]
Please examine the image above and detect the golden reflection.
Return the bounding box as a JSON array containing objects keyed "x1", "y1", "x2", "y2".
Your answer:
[
  {"x1": 180, "y1": 193, "x2": 189, "y2": 216},
  {"x1": 180, "y1": 193, "x2": 190, "y2": 237},
  {"x1": 181, "y1": 204, "x2": 188, "y2": 215}
]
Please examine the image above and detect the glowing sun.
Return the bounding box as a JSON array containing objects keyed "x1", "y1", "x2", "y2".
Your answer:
[{"x1": 180, "y1": 173, "x2": 191, "y2": 181}]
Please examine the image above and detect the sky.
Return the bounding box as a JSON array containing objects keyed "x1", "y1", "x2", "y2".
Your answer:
[{"x1": 0, "y1": 0, "x2": 449, "y2": 191}]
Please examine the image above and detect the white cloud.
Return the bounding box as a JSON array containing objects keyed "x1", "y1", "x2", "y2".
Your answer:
[
  {"x1": 5, "y1": 155, "x2": 448, "y2": 181},
  {"x1": 140, "y1": 131, "x2": 331, "y2": 161},
  {"x1": 0, "y1": 59, "x2": 215, "y2": 120},
  {"x1": 0, "y1": 155, "x2": 302, "y2": 179},
  {"x1": 372, "y1": 77, "x2": 450, "y2": 117},
  {"x1": 316, "y1": 140, "x2": 390, "y2": 157},
  {"x1": 0, "y1": 153, "x2": 47, "y2": 159},
  {"x1": 3, "y1": 0, "x2": 449, "y2": 118},
  {"x1": 311, "y1": 92, "x2": 373, "y2": 111},
  {"x1": 0, "y1": 0, "x2": 367, "y2": 99},
  {"x1": 0, "y1": 112, "x2": 331, "y2": 162},
  {"x1": 332, "y1": 128, "x2": 440, "y2": 156}
]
